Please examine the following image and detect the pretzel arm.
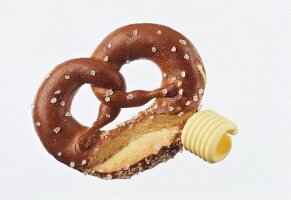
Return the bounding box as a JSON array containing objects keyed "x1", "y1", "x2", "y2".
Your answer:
[{"x1": 93, "y1": 83, "x2": 178, "y2": 108}]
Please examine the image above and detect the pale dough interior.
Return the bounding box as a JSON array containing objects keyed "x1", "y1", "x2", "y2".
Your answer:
[{"x1": 88, "y1": 112, "x2": 193, "y2": 172}]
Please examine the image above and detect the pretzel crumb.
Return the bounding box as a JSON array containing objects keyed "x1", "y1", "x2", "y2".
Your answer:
[
  {"x1": 153, "y1": 104, "x2": 158, "y2": 109},
  {"x1": 171, "y1": 77, "x2": 176, "y2": 83},
  {"x1": 106, "y1": 174, "x2": 112, "y2": 180},
  {"x1": 100, "y1": 132, "x2": 109, "y2": 140},
  {"x1": 123, "y1": 164, "x2": 130, "y2": 170},
  {"x1": 198, "y1": 64, "x2": 203, "y2": 70}
]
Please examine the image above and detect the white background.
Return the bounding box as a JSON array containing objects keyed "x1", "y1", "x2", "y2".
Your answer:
[{"x1": 0, "y1": 0, "x2": 290, "y2": 199}]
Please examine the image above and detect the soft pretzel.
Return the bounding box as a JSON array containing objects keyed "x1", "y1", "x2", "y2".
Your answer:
[{"x1": 33, "y1": 23, "x2": 206, "y2": 179}]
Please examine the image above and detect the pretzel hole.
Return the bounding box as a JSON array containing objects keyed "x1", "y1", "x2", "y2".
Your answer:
[
  {"x1": 71, "y1": 84, "x2": 100, "y2": 127},
  {"x1": 120, "y1": 60, "x2": 161, "y2": 91}
]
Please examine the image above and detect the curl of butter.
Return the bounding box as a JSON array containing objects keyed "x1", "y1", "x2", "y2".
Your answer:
[{"x1": 181, "y1": 110, "x2": 238, "y2": 163}]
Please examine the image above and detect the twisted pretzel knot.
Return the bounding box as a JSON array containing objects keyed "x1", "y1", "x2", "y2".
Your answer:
[{"x1": 33, "y1": 23, "x2": 206, "y2": 179}]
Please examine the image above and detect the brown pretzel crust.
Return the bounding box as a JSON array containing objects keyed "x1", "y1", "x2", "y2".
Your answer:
[
  {"x1": 87, "y1": 137, "x2": 183, "y2": 179},
  {"x1": 32, "y1": 23, "x2": 206, "y2": 179}
]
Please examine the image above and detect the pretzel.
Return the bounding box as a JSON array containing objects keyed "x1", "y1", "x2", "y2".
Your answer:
[{"x1": 33, "y1": 23, "x2": 206, "y2": 179}]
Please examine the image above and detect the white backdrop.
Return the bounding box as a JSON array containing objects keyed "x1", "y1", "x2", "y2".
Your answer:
[{"x1": 0, "y1": 0, "x2": 290, "y2": 199}]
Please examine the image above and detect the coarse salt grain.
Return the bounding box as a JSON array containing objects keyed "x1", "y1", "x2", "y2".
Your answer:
[
  {"x1": 179, "y1": 89, "x2": 183, "y2": 95},
  {"x1": 50, "y1": 98, "x2": 57, "y2": 104},
  {"x1": 133, "y1": 29, "x2": 138, "y2": 36},
  {"x1": 105, "y1": 97, "x2": 110, "y2": 102},
  {"x1": 60, "y1": 101, "x2": 65, "y2": 107},
  {"x1": 127, "y1": 94, "x2": 134, "y2": 99},
  {"x1": 69, "y1": 162, "x2": 75, "y2": 168},
  {"x1": 171, "y1": 46, "x2": 176, "y2": 52},
  {"x1": 180, "y1": 71, "x2": 186, "y2": 77},
  {"x1": 90, "y1": 70, "x2": 96, "y2": 76},
  {"x1": 184, "y1": 54, "x2": 190, "y2": 60},
  {"x1": 106, "y1": 89, "x2": 113, "y2": 96},
  {"x1": 107, "y1": 43, "x2": 112, "y2": 49},
  {"x1": 193, "y1": 95, "x2": 198, "y2": 101},
  {"x1": 65, "y1": 111, "x2": 71, "y2": 117},
  {"x1": 179, "y1": 39, "x2": 187, "y2": 45},
  {"x1": 162, "y1": 89, "x2": 167, "y2": 95},
  {"x1": 53, "y1": 127, "x2": 60, "y2": 133},
  {"x1": 103, "y1": 56, "x2": 109, "y2": 61}
]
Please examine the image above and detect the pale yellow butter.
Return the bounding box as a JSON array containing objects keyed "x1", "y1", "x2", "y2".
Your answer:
[{"x1": 181, "y1": 110, "x2": 238, "y2": 163}]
